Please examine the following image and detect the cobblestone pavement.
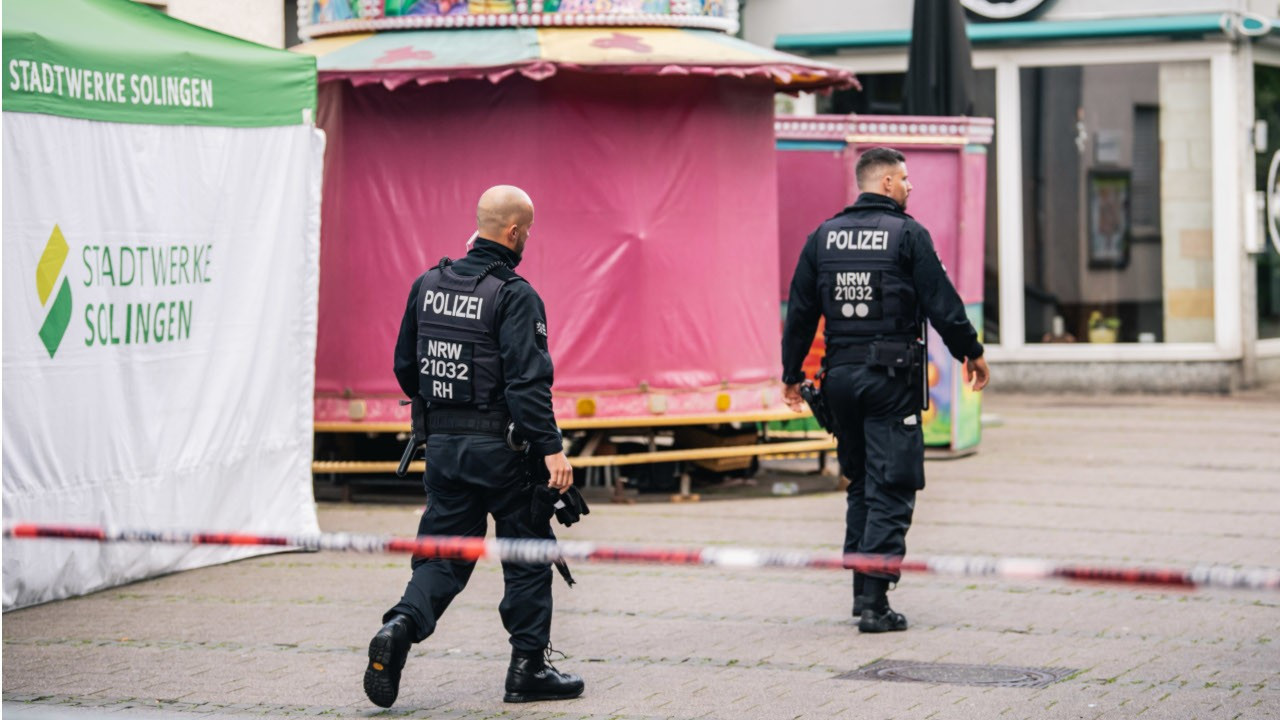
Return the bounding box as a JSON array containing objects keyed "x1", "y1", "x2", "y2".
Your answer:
[{"x1": 5, "y1": 391, "x2": 1279, "y2": 720}]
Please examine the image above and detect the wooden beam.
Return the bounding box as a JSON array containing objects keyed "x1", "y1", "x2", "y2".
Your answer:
[
  {"x1": 571, "y1": 439, "x2": 836, "y2": 467},
  {"x1": 311, "y1": 438, "x2": 835, "y2": 475},
  {"x1": 315, "y1": 408, "x2": 815, "y2": 434}
]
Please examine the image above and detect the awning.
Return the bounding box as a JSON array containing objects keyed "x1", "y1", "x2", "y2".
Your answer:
[
  {"x1": 3, "y1": 0, "x2": 315, "y2": 127},
  {"x1": 775, "y1": 12, "x2": 1279, "y2": 53},
  {"x1": 293, "y1": 27, "x2": 855, "y2": 91}
]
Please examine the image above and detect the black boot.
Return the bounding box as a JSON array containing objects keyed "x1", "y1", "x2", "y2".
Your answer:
[
  {"x1": 364, "y1": 614, "x2": 415, "y2": 708},
  {"x1": 857, "y1": 597, "x2": 908, "y2": 633},
  {"x1": 503, "y1": 648, "x2": 585, "y2": 703},
  {"x1": 857, "y1": 577, "x2": 907, "y2": 633}
]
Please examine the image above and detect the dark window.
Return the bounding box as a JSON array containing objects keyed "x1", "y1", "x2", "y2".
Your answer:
[
  {"x1": 1256, "y1": 63, "x2": 1280, "y2": 340},
  {"x1": 285, "y1": 0, "x2": 301, "y2": 48},
  {"x1": 817, "y1": 73, "x2": 907, "y2": 115},
  {"x1": 1131, "y1": 105, "x2": 1161, "y2": 237},
  {"x1": 1019, "y1": 62, "x2": 1218, "y2": 345}
]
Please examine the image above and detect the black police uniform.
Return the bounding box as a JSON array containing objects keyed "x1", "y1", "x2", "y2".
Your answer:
[
  {"x1": 365, "y1": 238, "x2": 581, "y2": 707},
  {"x1": 782, "y1": 192, "x2": 982, "y2": 629}
]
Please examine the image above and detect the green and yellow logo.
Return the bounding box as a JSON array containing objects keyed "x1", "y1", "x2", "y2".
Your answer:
[{"x1": 36, "y1": 225, "x2": 74, "y2": 358}]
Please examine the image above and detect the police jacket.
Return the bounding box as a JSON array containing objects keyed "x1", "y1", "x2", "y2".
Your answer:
[
  {"x1": 394, "y1": 239, "x2": 562, "y2": 456},
  {"x1": 782, "y1": 192, "x2": 983, "y2": 384}
]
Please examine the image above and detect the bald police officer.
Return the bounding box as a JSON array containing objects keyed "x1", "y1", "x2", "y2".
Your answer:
[
  {"x1": 782, "y1": 148, "x2": 990, "y2": 633},
  {"x1": 364, "y1": 186, "x2": 584, "y2": 707}
]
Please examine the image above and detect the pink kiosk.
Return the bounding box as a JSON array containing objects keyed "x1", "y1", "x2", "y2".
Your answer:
[
  {"x1": 775, "y1": 116, "x2": 993, "y2": 452},
  {"x1": 293, "y1": 2, "x2": 853, "y2": 436}
]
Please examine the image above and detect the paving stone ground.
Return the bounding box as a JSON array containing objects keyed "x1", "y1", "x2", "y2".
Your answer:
[{"x1": 4, "y1": 390, "x2": 1279, "y2": 720}]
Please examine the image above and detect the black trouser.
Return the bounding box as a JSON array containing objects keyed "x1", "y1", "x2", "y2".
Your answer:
[
  {"x1": 385, "y1": 434, "x2": 554, "y2": 654},
  {"x1": 823, "y1": 362, "x2": 924, "y2": 588}
]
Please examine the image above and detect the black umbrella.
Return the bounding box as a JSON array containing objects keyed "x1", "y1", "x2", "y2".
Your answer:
[{"x1": 903, "y1": 0, "x2": 975, "y2": 116}]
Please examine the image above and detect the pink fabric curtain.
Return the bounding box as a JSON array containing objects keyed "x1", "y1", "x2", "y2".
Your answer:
[
  {"x1": 775, "y1": 148, "x2": 848, "y2": 301},
  {"x1": 315, "y1": 72, "x2": 780, "y2": 400}
]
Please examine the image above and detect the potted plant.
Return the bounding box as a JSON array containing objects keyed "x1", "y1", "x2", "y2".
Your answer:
[{"x1": 1087, "y1": 311, "x2": 1121, "y2": 343}]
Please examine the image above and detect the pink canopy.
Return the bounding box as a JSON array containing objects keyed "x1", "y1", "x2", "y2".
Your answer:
[
  {"x1": 294, "y1": 27, "x2": 855, "y2": 93},
  {"x1": 315, "y1": 73, "x2": 784, "y2": 422}
]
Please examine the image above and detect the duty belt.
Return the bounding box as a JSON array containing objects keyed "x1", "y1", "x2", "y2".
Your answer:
[
  {"x1": 824, "y1": 344, "x2": 871, "y2": 367},
  {"x1": 824, "y1": 336, "x2": 917, "y2": 369},
  {"x1": 427, "y1": 408, "x2": 510, "y2": 437}
]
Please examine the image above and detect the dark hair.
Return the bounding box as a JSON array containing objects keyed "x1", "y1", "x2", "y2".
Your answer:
[{"x1": 855, "y1": 147, "x2": 906, "y2": 187}]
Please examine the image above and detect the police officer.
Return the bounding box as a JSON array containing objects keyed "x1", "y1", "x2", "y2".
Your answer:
[
  {"x1": 781, "y1": 148, "x2": 990, "y2": 633},
  {"x1": 364, "y1": 185, "x2": 584, "y2": 707}
]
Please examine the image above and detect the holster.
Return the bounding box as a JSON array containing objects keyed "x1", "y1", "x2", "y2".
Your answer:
[
  {"x1": 800, "y1": 376, "x2": 840, "y2": 435},
  {"x1": 396, "y1": 396, "x2": 429, "y2": 477}
]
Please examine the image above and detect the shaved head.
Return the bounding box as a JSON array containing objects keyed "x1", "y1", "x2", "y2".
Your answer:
[
  {"x1": 855, "y1": 147, "x2": 913, "y2": 210},
  {"x1": 477, "y1": 185, "x2": 534, "y2": 255}
]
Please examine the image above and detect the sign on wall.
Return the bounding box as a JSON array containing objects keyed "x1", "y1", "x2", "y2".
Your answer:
[{"x1": 960, "y1": 0, "x2": 1053, "y2": 20}]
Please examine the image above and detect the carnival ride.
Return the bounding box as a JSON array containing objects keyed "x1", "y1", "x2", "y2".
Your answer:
[
  {"x1": 294, "y1": 1, "x2": 856, "y2": 497},
  {"x1": 293, "y1": 2, "x2": 990, "y2": 497}
]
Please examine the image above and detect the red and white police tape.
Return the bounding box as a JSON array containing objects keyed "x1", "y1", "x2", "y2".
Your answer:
[{"x1": 5, "y1": 522, "x2": 1279, "y2": 592}]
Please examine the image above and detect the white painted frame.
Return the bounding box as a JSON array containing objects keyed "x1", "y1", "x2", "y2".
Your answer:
[
  {"x1": 1211, "y1": 50, "x2": 1243, "y2": 359},
  {"x1": 1254, "y1": 46, "x2": 1280, "y2": 358},
  {"x1": 823, "y1": 40, "x2": 1246, "y2": 362}
]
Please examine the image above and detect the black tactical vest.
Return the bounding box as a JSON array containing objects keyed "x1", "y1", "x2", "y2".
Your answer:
[
  {"x1": 415, "y1": 259, "x2": 520, "y2": 409},
  {"x1": 814, "y1": 211, "x2": 917, "y2": 338}
]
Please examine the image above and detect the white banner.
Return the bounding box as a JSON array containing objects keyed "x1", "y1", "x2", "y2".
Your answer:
[{"x1": 2, "y1": 112, "x2": 324, "y2": 610}]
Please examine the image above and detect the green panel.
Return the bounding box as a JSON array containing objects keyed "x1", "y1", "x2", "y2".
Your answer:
[
  {"x1": 3, "y1": 0, "x2": 315, "y2": 127},
  {"x1": 777, "y1": 29, "x2": 911, "y2": 51},
  {"x1": 384, "y1": 0, "x2": 417, "y2": 16},
  {"x1": 39, "y1": 278, "x2": 73, "y2": 358},
  {"x1": 952, "y1": 304, "x2": 984, "y2": 451},
  {"x1": 922, "y1": 329, "x2": 954, "y2": 448},
  {"x1": 776, "y1": 140, "x2": 847, "y2": 151},
  {"x1": 776, "y1": 13, "x2": 1233, "y2": 52},
  {"x1": 922, "y1": 408, "x2": 951, "y2": 447}
]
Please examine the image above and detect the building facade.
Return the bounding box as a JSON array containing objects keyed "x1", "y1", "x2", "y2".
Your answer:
[
  {"x1": 749, "y1": 0, "x2": 1280, "y2": 390},
  {"x1": 134, "y1": 0, "x2": 286, "y2": 48}
]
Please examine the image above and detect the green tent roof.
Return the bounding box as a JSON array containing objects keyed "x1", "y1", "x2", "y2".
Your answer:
[{"x1": 3, "y1": 0, "x2": 315, "y2": 127}]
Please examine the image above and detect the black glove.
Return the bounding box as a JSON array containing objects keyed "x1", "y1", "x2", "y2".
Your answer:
[
  {"x1": 554, "y1": 486, "x2": 589, "y2": 527},
  {"x1": 526, "y1": 485, "x2": 585, "y2": 588},
  {"x1": 529, "y1": 484, "x2": 558, "y2": 528},
  {"x1": 530, "y1": 485, "x2": 590, "y2": 528}
]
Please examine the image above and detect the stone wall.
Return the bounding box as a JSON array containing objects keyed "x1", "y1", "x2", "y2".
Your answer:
[
  {"x1": 1159, "y1": 61, "x2": 1216, "y2": 343},
  {"x1": 1258, "y1": 354, "x2": 1280, "y2": 386},
  {"x1": 990, "y1": 360, "x2": 1240, "y2": 393}
]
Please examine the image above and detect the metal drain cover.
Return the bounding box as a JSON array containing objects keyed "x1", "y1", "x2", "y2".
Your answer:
[{"x1": 836, "y1": 659, "x2": 1076, "y2": 688}]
